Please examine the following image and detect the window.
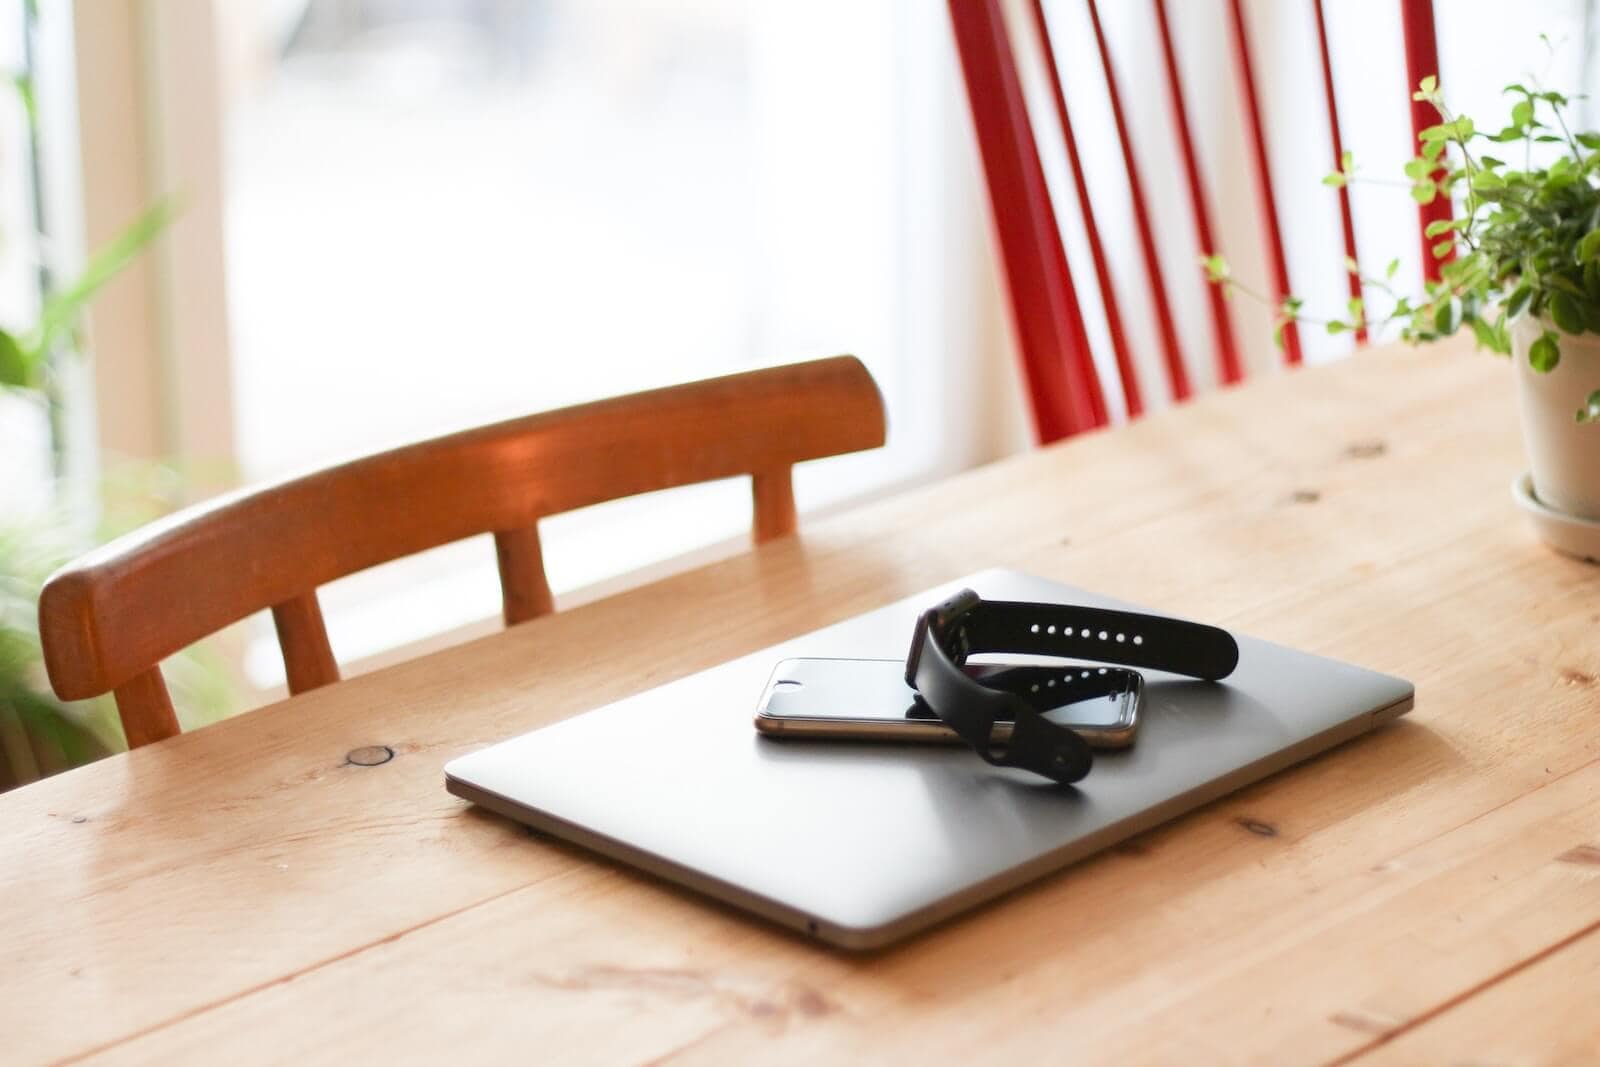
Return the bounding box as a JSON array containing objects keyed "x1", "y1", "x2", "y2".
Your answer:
[
  {"x1": 66, "y1": 1, "x2": 1599, "y2": 699},
  {"x1": 0, "y1": 0, "x2": 48, "y2": 514},
  {"x1": 113, "y1": 1, "x2": 1009, "y2": 692}
]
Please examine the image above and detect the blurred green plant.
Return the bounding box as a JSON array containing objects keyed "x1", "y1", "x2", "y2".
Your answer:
[
  {"x1": 0, "y1": 467, "x2": 238, "y2": 784},
  {"x1": 1, "y1": 7, "x2": 230, "y2": 786},
  {"x1": 1206, "y1": 55, "x2": 1600, "y2": 424},
  {"x1": 0, "y1": 199, "x2": 177, "y2": 392},
  {"x1": 0, "y1": 517, "x2": 114, "y2": 771}
]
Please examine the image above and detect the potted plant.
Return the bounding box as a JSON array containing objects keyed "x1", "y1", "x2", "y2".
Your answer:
[{"x1": 1207, "y1": 71, "x2": 1600, "y2": 556}]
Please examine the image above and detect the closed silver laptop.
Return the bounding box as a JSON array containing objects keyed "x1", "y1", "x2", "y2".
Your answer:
[{"x1": 445, "y1": 568, "x2": 1412, "y2": 949}]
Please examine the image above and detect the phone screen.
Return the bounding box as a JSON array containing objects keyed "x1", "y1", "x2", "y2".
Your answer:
[{"x1": 761, "y1": 657, "x2": 1134, "y2": 728}]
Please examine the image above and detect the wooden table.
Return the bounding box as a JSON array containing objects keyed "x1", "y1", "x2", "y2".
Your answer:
[{"x1": 7, "y1": 340, "x2": 1600, "y2": 1065}]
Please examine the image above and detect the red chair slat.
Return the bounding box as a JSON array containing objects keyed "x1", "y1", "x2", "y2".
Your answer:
[
  {"x1": 1400, "y1": 0, "x2": 1451, "y2": 282},
  {"x1": 948, "y1": 0, "x2": 1106, "y2": 442},
  {"x1": 1152, "y1": 0, "x2": 1243, "y2": 386},
  {"x1": 1085, "y1": 0, "x2": 1192, "y2": 403},
  {"x1": 948, "y1": 0, "x2": 1440, "y2": 441},
  {"x1": 1227, "y1": 0, "x2": 1302, "y2": 364},
  {"x1": 1313, "y1": 0, "x2": 1367, "y2": 344},
  {"x1": 1026, "y1": 0, "x2": 1143, "y2": 417}
]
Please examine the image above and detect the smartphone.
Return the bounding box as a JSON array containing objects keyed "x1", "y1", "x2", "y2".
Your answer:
[{"x1": 754, "y1": 657, "x2": 1143, "y2": 749}]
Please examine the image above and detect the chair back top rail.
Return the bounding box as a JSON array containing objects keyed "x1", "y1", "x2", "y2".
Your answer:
[{"x1": 40, "y1": 355, "x2": 884, "y2": 701}]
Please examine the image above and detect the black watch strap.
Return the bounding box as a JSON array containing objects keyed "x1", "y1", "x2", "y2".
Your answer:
[
  {"x1": 908, "y1": 622, "x2": 1094, "y2": 784},
  {"x1": 907, "y1": 663, "x2": 1135, "y2": 711},
  {"x1": 904, "y1": 589, "x2": 1240, "y2": 786},
  {"x1": 961, "y1": 599, "x2": 1239, "y2": 681}
]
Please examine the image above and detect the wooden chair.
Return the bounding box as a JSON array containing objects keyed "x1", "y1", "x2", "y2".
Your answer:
[
  {"x1": 949, "y1": 0, "x2": 1447, "y2": 442},
  {"x1": 39, "y1": 355, "x2": 885, "y2": 748}
]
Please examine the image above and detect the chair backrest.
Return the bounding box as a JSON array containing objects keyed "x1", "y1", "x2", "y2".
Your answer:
[
  {"x1": 39, "y1": 355, "x2": 885, "y2": 748},
  {"x1": 949, "y1": 0, "x2": 1448, "y2": 442}
]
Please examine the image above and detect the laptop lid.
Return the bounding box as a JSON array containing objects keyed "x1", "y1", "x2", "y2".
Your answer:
[{"x1": 445, "y1": 568, "x2": 1413, "y2": 949}]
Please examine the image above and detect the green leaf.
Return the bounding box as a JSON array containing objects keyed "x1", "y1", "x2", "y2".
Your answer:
[
  {"x1": 1492, "y1": 315, "x2": 1512, "y2": 355},
  {"x1": 1419, "y1": 124, "x2": 1451, "y2": 143},
  {"x1": 1343, "y1": 256, "x2": 1361, "y2": 274},
  {"x1": 1585, "y1": 260, "x2": 1600, "y2": 299},
  {"x1": 1326, "y1": 320, "x2": 1348, "y2": 335},
  {"x1": 1411, "y1": 182, "x2": 1438, "y2": 205},
  {"x1": 1386, "y1": 258, "x2": 1400, "y2": 279},
  {"x1": 1424, "y1": 218, "x2": 1462, "y2": 237},
  {"x1": 31, "y1": 198, "x2": 178, "y2": 361},
  {"x1": 1322, "y1": 172, "x2": 1347, "y2": 187},
  {"x1": 1579, "y1": 132, "x2": 1600, "y2": 150},
  {"x1": 11, "y1": 73, "x2": 36, "y2": 132},
  {"x1": 1577, "y1": 389, "x2": 1600, "y2": 423},
  {"x1": 1550, "y1": 291, "x2": 1586, "y2": 334},
  {"x1": 1423, "y1": 138, "x2": 1448, "y2": 160},
  {"x1": 1469, "y1": 314, "x2": 1500, "y2": 350},
  {"x1": 1529, "y1": 330, "x2": 1561, "y2": 372},
  {"x1": 0, "y1": 328, "x2": 29, "y2": 388},
  {"x1": 1582, "y1": 299, "x2": 1600, "y2": 334},
  {"x1": 1549, "y1": 274, "x2": 1587, "y2": 299},
  {"x1": 1434, "y1": 299, "x2": 1461, "y2": 335},
  {"x1": 1418, "y1": 74, "x2": 1438, "y2": 95},
  {"x1": 1578, "y1": 230, "x2": 1600, "y2": 263},
  {"x1": 1432, "y1": 239, "x2": 1455, "y2": 259},
  {"x1": 1546, "y1": 170, "x2": 1578, "y2": 193},
  {"x1": 1202, "y1": 253, "x2": 1229, "y2": 282},
  {"x1": 1340, "y1": 149, "x2": 1353, "y2": 172},
  {"x1": 1504, "y1": 283, "x2": 1533, "y2": 320},
  {"x1": 1470, "y1": 169, "x2": 1506, "y2": 192},
  {"x1": 1512, "y1": 99, "x2": 1534, "y2": 127}
]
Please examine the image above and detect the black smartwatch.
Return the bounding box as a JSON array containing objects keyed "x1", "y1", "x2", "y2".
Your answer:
[{"x1": 904, "y1": 588, "x2": 1240, "y2": 784}]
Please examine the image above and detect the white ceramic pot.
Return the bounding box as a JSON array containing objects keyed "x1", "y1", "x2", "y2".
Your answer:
[{"x1": 1511, "y1": 315, "x2": 1600, "y2": 520}]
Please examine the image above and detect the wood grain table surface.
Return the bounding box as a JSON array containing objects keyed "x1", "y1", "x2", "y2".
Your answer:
[{"x1": 5, "y1": 339, "x2": 1599, "y2": 1066}]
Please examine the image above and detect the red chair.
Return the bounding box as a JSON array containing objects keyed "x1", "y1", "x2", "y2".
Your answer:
[{"x1": 949, "y1": 0, "x2": 1446, "y2": 442}]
